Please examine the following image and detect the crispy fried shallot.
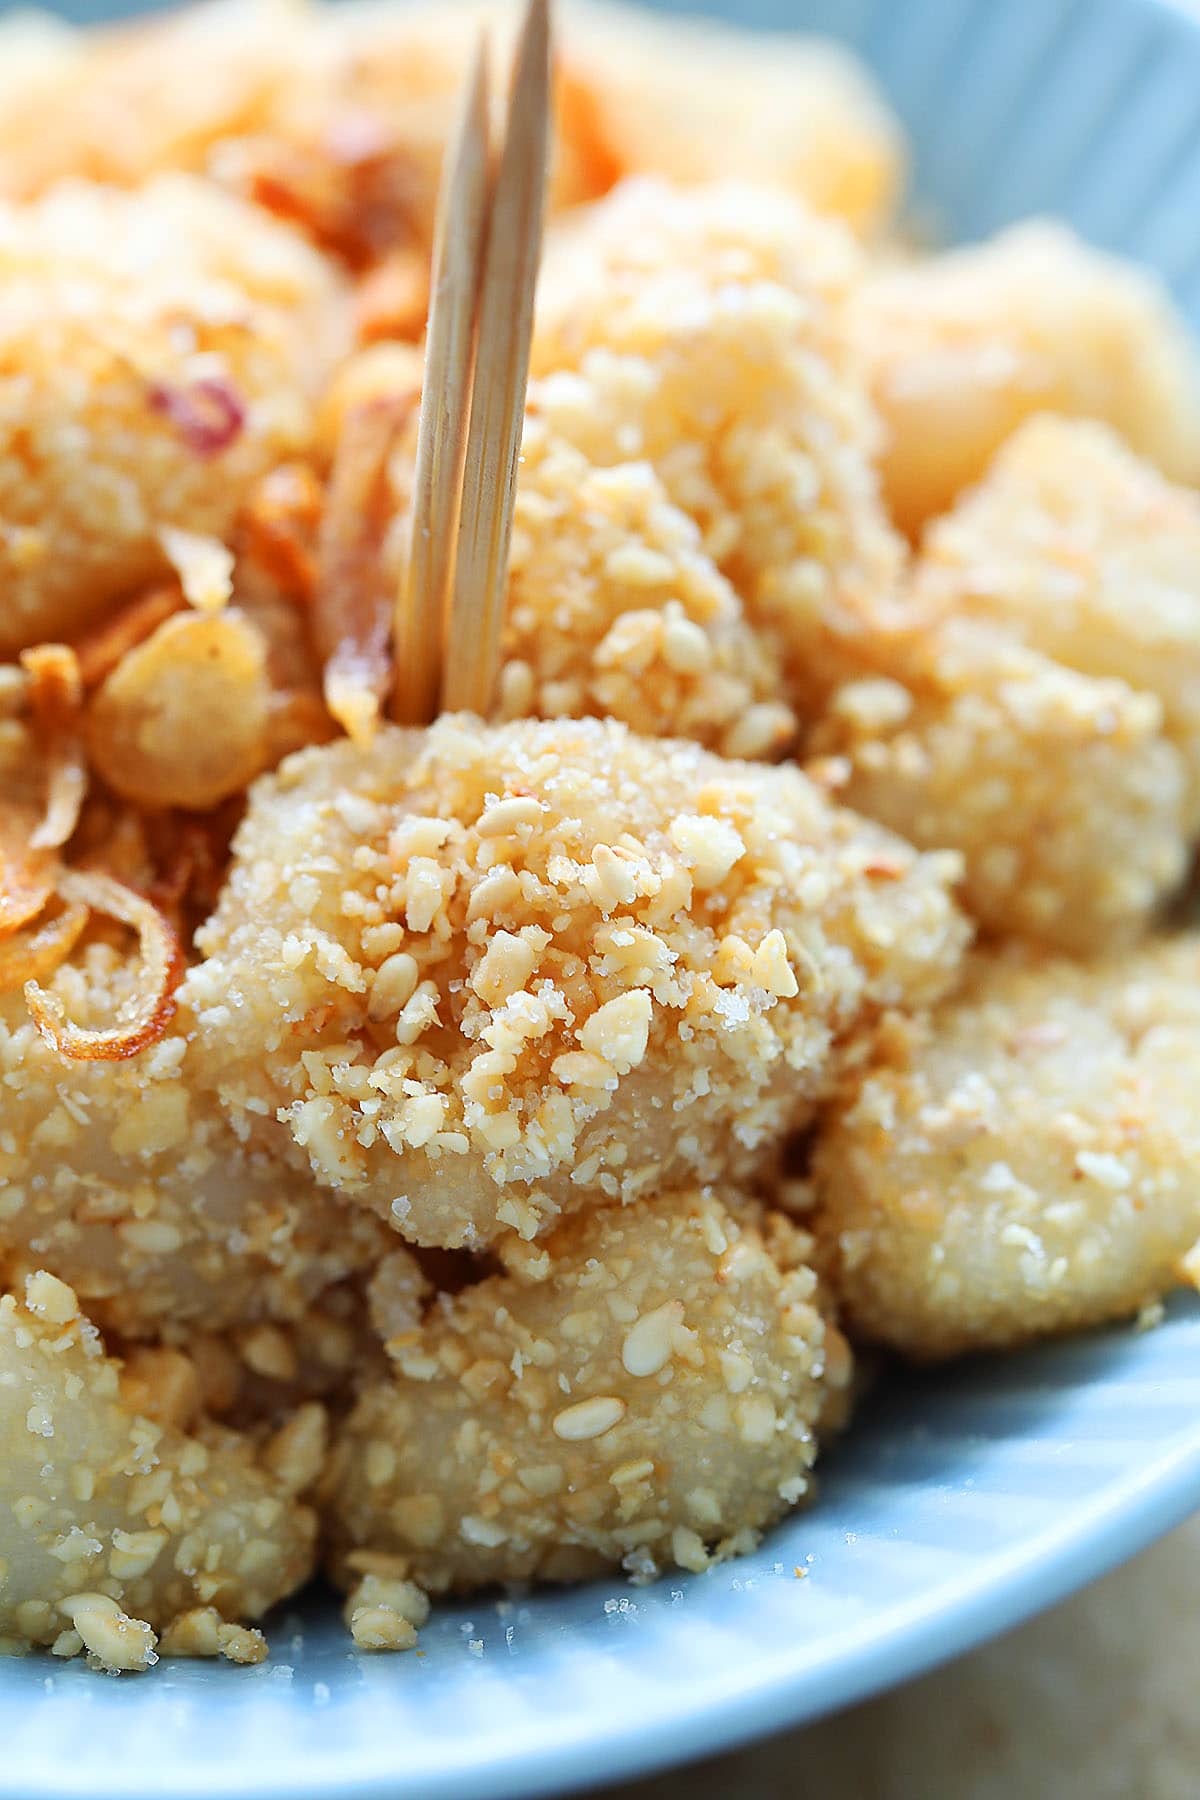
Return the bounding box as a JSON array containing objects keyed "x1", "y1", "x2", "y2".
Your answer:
[
  {"x1": 84, "y1": 610, "x2": 271, "y2": 811},
  {"x1": 230, "y1": 115, "x2": 422, "y2": 270},
  {"x1": 0, "y1": 900, "x2": 88, "y2": 994},
  {"x1": 240, "y1": 464, "x2": 323, "y2": 604},
  {"x1": 265, "y1": 689, "x2": 338, "y2": 765},
  {"x1": 72, "y1": 587, "x2": 187, "y2": 689},
  {"x1": 0, "y1": 664, "x2": 27, "y2": 718},
  {"x1": 354, "y1": 247, "x2": 430, "y2": 344},
  {"x1": 0, "y1": 803, "x2": 56, "y2": 938},
  {"x1": 20, "y1": 643, "x2": 86, "y2": 851},
  {"x1": 147, "y1": 373, "x2": 247, "y2": 459},
  {"x1": 314, "y1": 391, "x2": 413, "y2": 745},
  {"x1": 24, "y1": 868, "x2": 183, "y2": 1061},
  {"x1": 158, "y1": 526, "x2": 235, "y2": 613}
]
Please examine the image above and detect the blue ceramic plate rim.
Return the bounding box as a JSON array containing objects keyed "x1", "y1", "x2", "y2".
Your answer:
[
  {"x1": 201, "y1": 1432, "x2": 1200, "y2": 1800},
  {"x1": 11, "y1": 1297, "x2": 1200, "y2": 1800}
]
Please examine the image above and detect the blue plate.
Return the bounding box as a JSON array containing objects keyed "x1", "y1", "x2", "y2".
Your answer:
[
  {"x1": 9, "y1": 0, "x2": 1200, "y2": 1793},
  {"x1": 5, "y1": 1296, "x2": 1200, "y2": 1800}
]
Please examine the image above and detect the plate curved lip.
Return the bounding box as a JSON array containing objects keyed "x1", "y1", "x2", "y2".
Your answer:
[{"x1": 16, "y1": 1416, "x2": 1200, "y2": 1800}]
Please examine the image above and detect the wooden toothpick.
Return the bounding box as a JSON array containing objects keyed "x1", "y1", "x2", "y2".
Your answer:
[
  {"x1": 442, "y1": 0, "x2": 551, "y2": 718},
  {"x1": 393, "y1": 33, "x2": 492, "y2": 726}
]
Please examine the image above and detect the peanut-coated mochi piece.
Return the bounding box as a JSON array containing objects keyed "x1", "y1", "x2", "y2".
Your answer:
[
  {"x1": 814, "y1": 937, "x2": 1200, "y2": 1359},
  {"x1": 0, "y1": 942, "x2": 387, "y2": 1340},
  {"x1": 0, "y1": 173, "x2": 344, "y2": 656},
  {"x1": 0, "y1": 1275, "x2": 315, "y2": 1665},
  {"x1": 189, "y1": 714, "x2": 967, "y2": 1249},
  {"x1": 852, "y1": 223, "x2": 1200, "y2": 535},
  {"x1": 323, "y1": 1187, "x2": 853, "y2": 1591},
  {"x1": 815, "y1": 417, "x2": 1200, "y2": 952},
  {"x1": 909, "y1": 415, "x2": 1200, "y2": 826},
  {"x1": 524, "y1": 179, "x2": 903, "y2": 721}
]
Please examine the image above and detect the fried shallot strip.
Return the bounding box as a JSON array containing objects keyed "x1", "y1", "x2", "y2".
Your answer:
[
  {"x1": 315, "y1": 391, "x2": 416, "y2": 744},
  {"x1": 24, "y1": 868, "x2": 182, "y2": 1061}
]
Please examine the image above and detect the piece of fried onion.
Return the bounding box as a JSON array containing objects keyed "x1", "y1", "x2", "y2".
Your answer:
[
  {"x1": 315, "y1": 386, "x2": 417, "y2": 746},
  {"x1": 0, "y1": 803, "x2": 56, "y2": 938},
  {"x1": 84, "y1": 610, "x2": 271, "y2": 812},
  {"x1": 0, "y1": 900, "x2": 88, "y2": 994},
  {"x1": 24, "y1": 869, "x2": 183, "y2": 1061},
  {"x1": 20, "y1": 643, "x2": 86, "y2": 852},
  {"x1": 72, "y1": 586, "x2": 186, "y2": 689}
]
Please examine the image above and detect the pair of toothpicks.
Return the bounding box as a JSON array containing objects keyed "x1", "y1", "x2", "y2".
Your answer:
[{"x1": 393, "y1": 0, "x2": 551, "y2": 725}]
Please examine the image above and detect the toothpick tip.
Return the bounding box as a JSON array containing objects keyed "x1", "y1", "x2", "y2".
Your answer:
[
  {"x1": 441, "y1": 0, "x2": 551, "y2": 718},
  {"x1": 392, "y1": 24, "x2": 494, "y2": 727}
]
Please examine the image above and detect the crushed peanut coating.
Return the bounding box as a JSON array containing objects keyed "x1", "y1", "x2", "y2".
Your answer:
[
  {"x1": 386, "y1": 179, "x2": 894, "y2": 754},
  {"x1": 157, "y1": 1608, "x2": 268, "y2": 1664},
  {"x1": 0, "y1": 173, "x2": 344, "y2": 657},
  {"x1": 816, "y1": 622, "x2": 1187, "y2": 955},
  {"x1": 188, "y1": 715, "x2": 967, "y2": 1248},
  {"x1": 491, "y1": 418, "x2": 795, "y2": 757},
  {"x1": 0, "y1": 0, "x2": 605, "y2": 275},
  {"x1": 0, "y1": 942, "x2": 387, "y2": 1339},
  {"x1": 0, "y1": 1276, "x2": 315, "y2": 1660},
  {"x1": 323, "y1": 1188, "x2": 852, "y2": 1590},
  {"x1": 814, "y1": 938, "x2": 1200, "y2": 1360},
  {"x1": 908, "y1": 415, "x2": 1200, "y2": 825},
  {"x1": 342, "y1": 1570, "x2": 429, "y2": 1652},
  {"x1": 813, "y1": 418, "x2": 1199, "y2": 952},
  {"x1": 524, "y1": 179, "x2": 903, "y2": 720},
  {"x1": 852, "y1": 222, "x2": 1200, "y2": 535},
  {"x1": 0, "y1": 0, "x2": 900, "y2": 256}
]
